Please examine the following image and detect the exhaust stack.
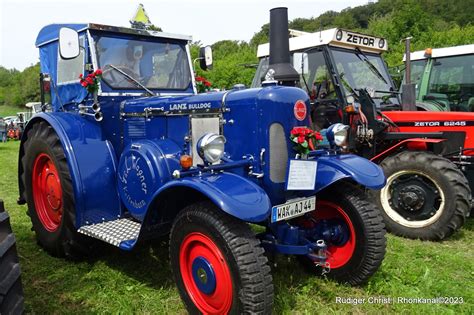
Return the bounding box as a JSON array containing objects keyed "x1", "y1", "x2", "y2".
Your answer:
[{"x1": 266, "y1": 7, "x2": 299, "y2": 86}]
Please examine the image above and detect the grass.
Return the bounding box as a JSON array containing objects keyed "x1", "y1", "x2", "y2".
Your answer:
[{"x1": 0, "y1": 140, "x2": 473, "y2": 314}]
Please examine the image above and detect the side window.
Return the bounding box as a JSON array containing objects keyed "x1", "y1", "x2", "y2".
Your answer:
[
  {"x1": 57, "y1": 37, "x2": 85, "y2": 84},
  {"x1": 307, "y1": 51, "x2": 336, "y2": 100}
]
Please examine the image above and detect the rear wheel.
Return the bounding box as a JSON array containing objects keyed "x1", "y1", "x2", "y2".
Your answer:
[
  {"x1": 298, "y1": 183, "x2": 386, "y2": 285},
  {"x1": 22, "y1": 121, "x2": 92, "y2": 258},
  {"x1": 0, "y1": 200, "x2": 24, "y2": 315},
  {"x1": 170, "y1": 202, "x2": 273, "y2": 314},
  {"x1": 374, "y1": 151, "x2": 471, "y2": 241}
]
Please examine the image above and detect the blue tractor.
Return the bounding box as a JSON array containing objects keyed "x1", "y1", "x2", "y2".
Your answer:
[{"x1": 18, "y1": 8, "x2": 387, "y2": 313}]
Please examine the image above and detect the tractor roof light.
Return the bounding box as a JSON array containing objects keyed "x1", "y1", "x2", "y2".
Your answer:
[
  {"x1": 424, "y1": 48, "x2": 432, "y2": 58},
  {"x1": 197, "y1": 133, "x2": 226, "y2": 164}
]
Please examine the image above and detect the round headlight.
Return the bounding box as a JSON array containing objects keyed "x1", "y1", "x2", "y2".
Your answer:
[
  {"x1": 197, "y1": 133, "x2": 226, "y2": 164},
  {"x1": 326, "y1": 123, "x2": 349, "y2": 147}
]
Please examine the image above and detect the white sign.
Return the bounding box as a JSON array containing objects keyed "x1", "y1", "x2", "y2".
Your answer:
[{"x1": 286, "y1": 160, "x2": 317, "y2": 190}]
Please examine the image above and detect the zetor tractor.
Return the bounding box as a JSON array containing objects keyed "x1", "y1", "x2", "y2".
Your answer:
[
  {"x1": 18, "y1": 8, "x2": 386, "y2": 313},
  {"x1": 253, "y1": 29, "x2": 473, "y2": 241}
]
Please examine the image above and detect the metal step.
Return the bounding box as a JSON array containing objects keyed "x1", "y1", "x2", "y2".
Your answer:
[{"x1": 78, "y1": 218, "x2": 141, "y2": 248}]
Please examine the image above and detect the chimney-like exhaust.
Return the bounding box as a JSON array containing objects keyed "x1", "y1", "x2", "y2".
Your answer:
[{"x1": 266, "y1": 7, "x2": 300, "y2": 86}]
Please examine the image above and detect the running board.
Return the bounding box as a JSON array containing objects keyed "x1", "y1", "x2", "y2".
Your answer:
[{"x1": 78, "y1": 218, "x2": 141, "y2": 250}]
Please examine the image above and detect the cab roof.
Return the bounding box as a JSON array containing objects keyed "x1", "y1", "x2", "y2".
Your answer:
[
  {"x1": 404, "y1": 44, "x2": 474, "y2": 61},
  {"x1": 257, "y1": 28, "x2": 388, "y2": 58},
  {"x1": 35, "y1": 23, "x2": 193, "y2": 47}
]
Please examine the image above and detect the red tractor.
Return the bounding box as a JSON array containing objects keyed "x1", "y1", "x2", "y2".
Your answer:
[{"x1": 252, "y1": 29, "x2": 472, "y2": 241}]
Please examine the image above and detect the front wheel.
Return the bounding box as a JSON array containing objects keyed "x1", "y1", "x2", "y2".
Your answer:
[
  {"x1": 373, "y1": 151, "x2": 471, "y2": 241},
  {"x1": 170, "y1": 202, "x2": 273, "y2": 314},
  {"x1": 297, "y1": 182, "x2": 386, "y2": 285}
]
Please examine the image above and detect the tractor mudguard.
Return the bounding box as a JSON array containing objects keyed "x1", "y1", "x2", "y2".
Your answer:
[
  {"x1": 18, "y1": 113, "x2": 121, "y2": 227},
  {"x1": 149, "y1": 172, "x2": 272, "y2": 222},
  {"x1": 315, "y1": 154, "x2": 386, "y2": 191},
  {"x1": 370, "y1": 138, "x2": 445, "y2": 162}
]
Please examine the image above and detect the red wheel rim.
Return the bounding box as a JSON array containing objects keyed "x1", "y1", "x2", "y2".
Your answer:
[
  {"x1": 32, "y1": 153, "x2": 63, "y2": 232},
  {"x1": 179, "y1": 232, "x2": 233, "y2": 314},
  {"x1": 311, "y1": 201, "x2": 356, "y2": 269}
]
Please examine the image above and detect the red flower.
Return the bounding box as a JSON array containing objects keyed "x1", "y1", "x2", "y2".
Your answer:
[
  {"x1": 204, "y1": 81, "x2": 211, "y2": 87},
  {"x1": 297, "y1": 135, "x2": 305, "y2": 144},
  {"x1": 290, "y1": 128, "x2": 299, "y2": 136},
  {"x1": 86, "y1": 77, "x2": 94, "y2": 84},
  {"x1": 314, "y1": 132, "x2": 323, "y2": 141},
  {"x1": 79, "y1": 74, "x2": 83, "y2": 79},
  {"x1": 81, "y1": 81, "x2": 88, "y2": 87},
  {"x1": 94, "y1": 69, "x2": 103, "y2": 76},
  {"x1": 195, "y1": 76, "x2": 204, "y2": 82}
]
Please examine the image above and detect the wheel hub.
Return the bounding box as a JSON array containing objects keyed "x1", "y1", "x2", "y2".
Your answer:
[
  {"x1": 192, "y1": 256, "x2": 216, "y2": 295},
  {"x1": 389, "y1": 174, "x2": 439, "y2": 221}
]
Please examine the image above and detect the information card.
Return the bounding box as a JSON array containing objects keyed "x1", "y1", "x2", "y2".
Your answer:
[{"x1": 286, "y1": 160, "x2": 317, "y2": 190}]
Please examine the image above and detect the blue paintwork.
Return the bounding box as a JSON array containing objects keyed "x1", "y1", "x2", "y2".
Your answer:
[
  {"x1": 21, "y1": 113, "x2": 121, "y2": 227},
  {"x1": 314, "y1": 154, "x2": 386, "y2": 191},
  {"x1": 23, "y1": 23, "x2": 388, "y2": 255},
  {"x1": 149, "y1": 172, "x2": 272, "y2": 222},
  {"x1": 192, "y1": 257, "x2": 217, "y2": 295}
]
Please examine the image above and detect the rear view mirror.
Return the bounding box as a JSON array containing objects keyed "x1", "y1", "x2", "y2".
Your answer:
[
  {"x1": 59, "y1": 28, "x2": 80, "y2": 60},
  {"x1": 199, "y1": 46, "x2": 213, "y2": 70},
  {"x1": 293, "y1": 52, "x2": 308, "y2": 75}
]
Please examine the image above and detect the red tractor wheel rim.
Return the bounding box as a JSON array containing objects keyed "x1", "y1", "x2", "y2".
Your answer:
[
  {"x1": 32, "y1": 153, "x2": 63, "y2": 232},
  {"x1": 312, "y1": 201, "x2": 356, "y2": 269},
  {"x1": 179, "y1": 232, "x2": 233, "y2": 314}
]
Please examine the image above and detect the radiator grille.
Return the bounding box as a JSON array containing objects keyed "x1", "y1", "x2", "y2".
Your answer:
[{"x1": 269, "y1": 123, "x2": 288, "y2": 183}]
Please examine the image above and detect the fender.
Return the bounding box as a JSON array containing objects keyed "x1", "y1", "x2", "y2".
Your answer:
[
  {"x1": 18, "y1": 113, "x2": 121, "y2": 227},
  {"x1": 370, "y1": 138, "x2": 445, "y2": 162},
  {"x1": 148, "y1": 172, "x2": 272, "y2": 222},
  {"x1": 315, "y1": 154, "x2": 386, "y2": 191}
]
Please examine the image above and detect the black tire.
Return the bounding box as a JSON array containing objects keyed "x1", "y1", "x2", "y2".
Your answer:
[
  {"x1": 373, "y1": 151, "x2": 471, "y2": 241},
  {"x1": 170, "y1": 201, "x2": 273, "y2": 314},
  {"x1": 0, "y1": 200, "x2": 24, "y2": 315},
  {"x1": 22, "y1": 121, "x2": 92, "y2": 258},
  {"x1": 299, "y1": 182, "x2": 386, "y2": 285}
]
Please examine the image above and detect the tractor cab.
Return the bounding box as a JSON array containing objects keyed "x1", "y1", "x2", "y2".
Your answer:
[
  {"x1": 251, "y1": 28, "x2": 399, "y2": 129},
  {"x1": 402, "y1": 44, "x2": 474, "y2": 112}
]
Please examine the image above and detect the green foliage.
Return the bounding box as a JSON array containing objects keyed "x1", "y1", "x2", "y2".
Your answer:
[{"x1": 0, "y1": 63, "x2": 40, "y2": 110}]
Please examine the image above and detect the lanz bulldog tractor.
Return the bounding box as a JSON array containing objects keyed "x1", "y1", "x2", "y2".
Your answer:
[
  {"x1": 253, "y1": 28, "x2": 473, "y2": 241},
  {"x1": 18, "y1": 8, "x2": 387, "y2": 313}
]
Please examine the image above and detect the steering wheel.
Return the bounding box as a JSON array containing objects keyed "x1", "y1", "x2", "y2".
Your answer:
[{"x1": 102, "y1": 64, "x2": 141, "y2": 87}]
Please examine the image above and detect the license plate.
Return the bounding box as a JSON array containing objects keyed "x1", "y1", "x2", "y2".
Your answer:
[{"x1": 271, "y1": 196, "x2": 316, "y2": 223}]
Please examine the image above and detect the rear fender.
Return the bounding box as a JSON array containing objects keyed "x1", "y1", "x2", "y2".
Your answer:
[
  {"x1": 315, "y1": 154, "x2": 386, "y2": 191},
  {"x1": 146, "y1": 172, "x2": 272, "y2": 223},
  {"x1": 370, "y1": 138, "x2": 444, "y2": 162},
  {"x1": 18, "y1": 113, "x2": 121, "y2": 227}
]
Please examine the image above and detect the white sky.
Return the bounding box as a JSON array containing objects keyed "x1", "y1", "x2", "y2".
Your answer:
[{"x1": 0, "y1": 0, "x2": 370, "y2": 70}]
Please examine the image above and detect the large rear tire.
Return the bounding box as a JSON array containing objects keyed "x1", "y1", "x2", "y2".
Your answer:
[
  {"x1": 22, "y1": 121, "x2": 92, "y2": 258},
  {"x1": 0, "y1": 200, "x2": 24, "y2": 315},
  {"x1": 170, "y1": 202, "x2": 273, "y2": 314},
  {"x1": 374, "y1": 151, "x2": 471, "y2": 241},
  {"x1": 298, "y1": 182, "x2": 386, "y2": 285}
]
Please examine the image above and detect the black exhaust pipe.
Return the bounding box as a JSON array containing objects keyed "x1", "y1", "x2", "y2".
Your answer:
[{"x1": 266, "y1": 7, "x2": 299, "y2": 86}]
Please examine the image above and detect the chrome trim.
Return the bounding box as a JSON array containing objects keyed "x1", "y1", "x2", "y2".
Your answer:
[
  {"x1": 87, "y1": 30, "x2": 102, "y2": 94},
  {"x1": 186, "y1": 44, "x2": 197, "y2": 94},
  {"x1": 100, "y1": 92, "x2": 194, "y2": 97}
]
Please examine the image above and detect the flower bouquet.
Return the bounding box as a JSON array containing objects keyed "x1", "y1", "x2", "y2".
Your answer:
[{"x1": 290, "y1": 127, "x2": 323, "y2": 155}]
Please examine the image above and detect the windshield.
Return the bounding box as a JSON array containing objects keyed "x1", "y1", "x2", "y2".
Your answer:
[
  {"x1": 331, "y1": 48, "x2": 399, "y2": 107},
  {"x1": 93, "y1": 35, "x2": 191, "y2": 90},
  {"x1": 428, "y1": 54, "x2": 474, "y2": 111}
]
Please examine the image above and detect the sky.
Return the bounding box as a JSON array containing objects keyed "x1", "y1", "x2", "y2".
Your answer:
[{"x1": 0, "y1": 0, "x2": 370, "y2": 70}]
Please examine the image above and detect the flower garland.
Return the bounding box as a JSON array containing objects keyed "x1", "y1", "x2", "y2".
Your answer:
[
  {"x1": 290, "y1": 127, "x2": 323, "y2": 155},
  {"x1": 79, "y1": 69, "x2": 103, "y2": 94},
  {"x1": 195, "y1": 75, "x2": 212, "y2": 93}
]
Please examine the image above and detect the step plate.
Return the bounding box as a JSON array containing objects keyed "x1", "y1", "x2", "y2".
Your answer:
[{"x1": 78, "y1": 218, "x2": 141, "y2": 247}]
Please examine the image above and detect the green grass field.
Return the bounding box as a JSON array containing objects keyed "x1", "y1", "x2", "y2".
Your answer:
[{"x1": 0, "y1": 140, "x2": 472, "y2": 314}]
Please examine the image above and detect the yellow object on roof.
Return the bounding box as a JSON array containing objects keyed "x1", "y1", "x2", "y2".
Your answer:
[{"x1": 130, "y1": 4, "x2": 152, "y2": 26}]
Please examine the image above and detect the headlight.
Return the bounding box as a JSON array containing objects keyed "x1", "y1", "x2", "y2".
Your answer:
[
  {"x1": 197, "y1": 133, "x2": 226, "y2": 164},
  {"x1": 326, "y1": 123, "x2": 349, "y2": 147}
]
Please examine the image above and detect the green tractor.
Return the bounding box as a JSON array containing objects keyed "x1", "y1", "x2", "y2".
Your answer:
[{"x1": 403, "y1": 44, "x2": 474, "y2": 112}]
